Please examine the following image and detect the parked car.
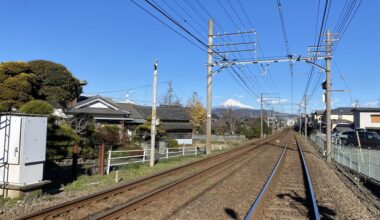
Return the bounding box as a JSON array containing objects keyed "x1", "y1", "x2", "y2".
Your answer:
[
  {"x1": 340, "y1": 131, "x2": 380, "y2": 148},
  {"x1": 332, "y1": 131, "x2": 352, "y2": 142}
]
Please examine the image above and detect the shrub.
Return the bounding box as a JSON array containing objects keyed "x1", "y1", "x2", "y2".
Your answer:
[
  {"x1": 91, "y1": 125, "x2": 121, "y2": 147},
  {"x1": 19, "y1": 100, "x2": 54, "y2": 115},
  {"x1": 167, "y1": 139, "x2": 179, "y2": 148}
]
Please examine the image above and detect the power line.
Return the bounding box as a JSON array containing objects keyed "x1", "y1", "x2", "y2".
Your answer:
[
  {"x1": 130, "y1": 0, "x2": 206, "y2": 53},
  {"x1": 136, "y1": 0, "x2": 263, "y2": 101}
]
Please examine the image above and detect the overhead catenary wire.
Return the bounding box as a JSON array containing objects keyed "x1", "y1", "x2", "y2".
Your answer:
[
  {"x1": 275, "y1": 0, "x2": 294, "y2": 112},
  {"x1": 136, "y1": 0, "x2": 263, "y2": 100},
  {"x1": 306, "y1": 0, "x2": 363, "y2": 103}
]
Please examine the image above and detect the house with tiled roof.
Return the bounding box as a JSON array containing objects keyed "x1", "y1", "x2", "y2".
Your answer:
[{"x1": 67, "y1": 96, "x2": 193, "y2": 144}]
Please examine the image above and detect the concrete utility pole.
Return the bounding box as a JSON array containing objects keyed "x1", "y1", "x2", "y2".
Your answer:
[
  {"x1": 304, "y1": 95, "x2": 308, "y2": 139},
  {"x1": 150, "y1": 60, "x2": 158, "y2": 167},
  {"x1": 326, "y1": 30, "x2": 332, "y2": 162},
  {"x1": 260, "y1": 93, "x2": 264, "y2": 138},
  {"x1": 206, "y1": 19, "x2": 213, "y2": 155}
]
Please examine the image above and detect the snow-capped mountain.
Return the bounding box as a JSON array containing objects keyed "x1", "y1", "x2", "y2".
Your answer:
[{"x1": 221, "y1": 98, "x2": 256, "y2": 109}]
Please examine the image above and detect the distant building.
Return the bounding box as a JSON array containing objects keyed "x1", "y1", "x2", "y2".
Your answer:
[
  {"x1": 352, "y1": 108, "x2": 380, "y2": 133},
  {"x1": 331, "y1": 107, "x2": 354, "y2": 122}
]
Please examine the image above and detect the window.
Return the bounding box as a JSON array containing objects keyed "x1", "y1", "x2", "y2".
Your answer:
[{"x1": 371, "y1": 115, "x2": 380, "y2": 123}]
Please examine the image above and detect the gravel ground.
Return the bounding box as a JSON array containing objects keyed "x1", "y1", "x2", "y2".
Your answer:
[
  {"x1": 124, "y1": 135, "x2": 288, "y2": 220},
  {"x1": 257, "y1": 139, "x2": 309, "y2": 220},
  {"x1": 296, "y1": 134, "x2": 379, "y2": 220},
  {"x1": 126, "y1": 131, "x2": 378, "y2": 220}
]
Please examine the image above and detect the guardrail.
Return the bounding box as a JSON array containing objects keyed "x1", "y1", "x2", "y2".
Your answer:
[
  {"x1": 107, "y1": 146, "x2": 229, "y2": 175},
  {"x1": 310, "y1": 133, "x2": 380, "y2": 183}
]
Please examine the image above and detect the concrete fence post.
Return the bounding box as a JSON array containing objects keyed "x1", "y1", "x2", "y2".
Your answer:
[
  {"x1": 182, "y1": 146, "x2": 185, "y2": 156},
  {"x1": 357, "y1": 148, "x2": 361, "y2": 175},
  {"x1": 368, "y1": 149, "x2": 371, "y2": 178},
  {"x1": 349, "y1": 147, "x2": 352, "y2": 169},
  {"x1": 194, "y1": 147, "x2": 197, "y2": 156},
  {"x1": 143, "y1": 149, "x2": 146, "y2": 163},
  {"x1": 166, "y1": 148, "x2": 169, "y2": 159}
]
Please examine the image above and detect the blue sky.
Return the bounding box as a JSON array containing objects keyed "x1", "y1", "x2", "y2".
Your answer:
[{"x1": 0, "y1": 0, "x2": 378, "y2": 113}]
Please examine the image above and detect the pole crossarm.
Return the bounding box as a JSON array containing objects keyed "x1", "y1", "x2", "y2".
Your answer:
[
  {"x1": 211, "y1": 30, "x2": 256, "y2": 37},
  {"x1": 213, "y1": 41, "x2": 256, "y2": 47},
  {"x1": 213, "y1": 56, "x2": 325, "y2": 67}
]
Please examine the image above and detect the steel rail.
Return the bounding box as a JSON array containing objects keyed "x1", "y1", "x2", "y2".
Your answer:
[
  {"x1": 90, "y1": 137, "x2": 280, "y2": 219},
  {"x1": 295, "y1": 135, "x2": 320, "y2": 220},
  {"x1": 244, "y1": 136, "x2": 289, "y2": 220},
  {"x1": 18, "y1": 131, "x2": 286, "y2": 220}
]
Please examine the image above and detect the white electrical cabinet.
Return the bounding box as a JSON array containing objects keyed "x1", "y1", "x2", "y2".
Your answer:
[{"x1": 0, "y1": 114, "x2": 47, "y2": 186}]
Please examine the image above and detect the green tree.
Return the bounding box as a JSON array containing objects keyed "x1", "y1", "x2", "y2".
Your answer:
[
  {"x1": 28, "y1": 60, "x2": 82, "y2": 108},
  {"x1": 133, "y1": 116, "x2": 165, "y2": 142},
  {"x1": 0, "y1": 61, "x2": 82, "y2": 111},
  {"x1": 19, "y1": 100, "x2": 54, "y2": 115},
  {"x1": 47, "y1": 119, "x2": 80, "y2": 160},
  {"x1": 187, "y1": 92, "x2": 206, "y2": 134}
]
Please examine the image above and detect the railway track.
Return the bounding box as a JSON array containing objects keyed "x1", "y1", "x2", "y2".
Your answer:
[
  {"x1": 244, "y1": 133, "x2": 319, "y2": 220},
  {"x1": 18, "y1": 131, "x2": 287, "y2": 220}
]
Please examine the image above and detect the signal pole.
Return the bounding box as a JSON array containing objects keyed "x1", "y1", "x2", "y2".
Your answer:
[
  {"x1": 206, "y1": 19, "x2": 213, "y2": 155},
  {"x1": 150, "y1": 60, "x2": 158, "y2": 167},
  {"x1": 326, "y1": 30, "x2": 332, "y2": 162}
]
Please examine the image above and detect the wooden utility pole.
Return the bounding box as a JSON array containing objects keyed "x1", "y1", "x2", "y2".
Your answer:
[
  {"x1": 72, "y1": 144, "x2": 79, "y2": 180},
  {"x1": 99, "y1": 143, "x2": 105, "y2": 176},
  {"x1": 206, "y1": 19, "x2": 213, "y2": 155},
  {"x1": 150, "y1": 60, "x2": 158, "y2": 167},
  {"x1": 326, "y1": 30, "x2": 332, "y2": 162},
  {"x1": 260, "y1": 93, "x2": 264, "y2": 138},
  {"x1": 304, "y1": 96, "x2": 308, "y2": 139}
]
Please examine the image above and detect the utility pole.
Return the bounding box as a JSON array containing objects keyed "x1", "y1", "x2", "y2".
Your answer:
[
  {"x1": 206, "y1": 19, "x2": 213, "y2": 155},
  {"x1": 299, "y1": 113, "x2": 302, "y2": 134},
  {"x1": 260, "y1": 93, "x2": 263, "y2": 138},
  {"x1": 326, "y1": 30, "x2": 332, "y2": 162},
  {"x1": 304, "y1": 95, "x2": 308, "y2": 139},
  {"x1": 150, "y1": 60, "x2": 158, "y2": 167}
]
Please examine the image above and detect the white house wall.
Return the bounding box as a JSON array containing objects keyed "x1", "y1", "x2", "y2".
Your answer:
[
  {"x1": 331, "y1": 114, "x2": 354, "y2": 122},
  {"x1": 358, "y1": 112, "x2": 380, "y2": 129}
]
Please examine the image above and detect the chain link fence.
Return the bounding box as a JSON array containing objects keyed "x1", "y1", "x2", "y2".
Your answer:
[{"x1": 310, "y1": 133, "x2": 380, "y2": 182}]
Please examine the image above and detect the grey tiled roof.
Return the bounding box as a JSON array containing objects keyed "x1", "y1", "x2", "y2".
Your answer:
[
  {"x1": 331, "y1": 107, "x2": 354, "y2": 115},
  {"x1": 352, "y1": 107, "x2": 380, "y2": 112},
  {"x1": 117, "y1": 103, "x2": 144, "y2": 119},
  {"x1": 67, "y1": 107, "x2": 129, "y2": 115},
  {"x1": 122, "y1": 104, "x2": 190, "y2": 121}
]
